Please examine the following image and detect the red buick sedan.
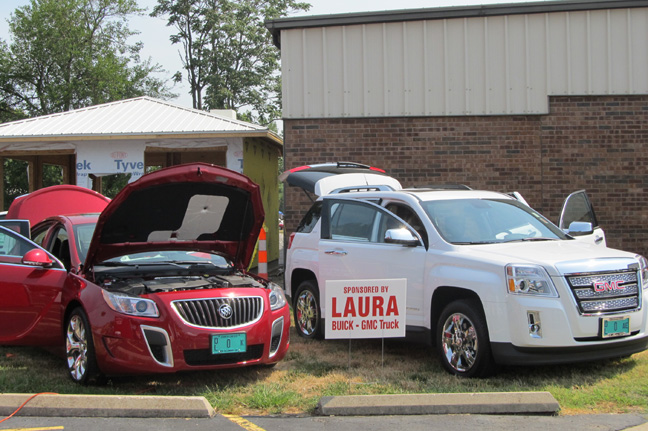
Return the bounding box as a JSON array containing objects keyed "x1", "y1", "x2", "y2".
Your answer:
[{"x1": 0, "y1": 163, "x2": 290, "y2": 384}]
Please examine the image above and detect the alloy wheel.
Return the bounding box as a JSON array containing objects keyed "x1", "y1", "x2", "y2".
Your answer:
[
  {"x1": 66, "y1": 314, "x2": 89, "y2": 382},
  {"x1": 441, "y1": 312, "x2": 478, "y2": 373},
  {"x1": 296, "y1": 289, "x2": 318, "y2": 336}
]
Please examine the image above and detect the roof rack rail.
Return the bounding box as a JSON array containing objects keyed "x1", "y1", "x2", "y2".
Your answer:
[
  {"x1": 330, "y1": 185, "x2": 397, "y2": 194},
  {"x1": 410, "y1": 184, "x2": 472, "y2": 190}
]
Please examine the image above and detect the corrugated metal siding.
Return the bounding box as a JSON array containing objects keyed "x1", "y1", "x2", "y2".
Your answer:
[{"x1": 281, "y1": 7, "x2": 648, "y2": 118}]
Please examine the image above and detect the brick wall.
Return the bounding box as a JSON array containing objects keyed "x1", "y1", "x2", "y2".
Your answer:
[{"x1": 283, "y1": 95, "x2": 648, "y2": 257}]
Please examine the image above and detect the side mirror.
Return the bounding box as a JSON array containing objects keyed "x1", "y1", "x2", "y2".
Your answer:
[
  {"x1": 385, "y1": 228, "x2": 420, "y2": 246},
  {"x1": 22, "y1": 248, "x2": 54, "y2": 268},
  {"x1": 565, "y1": 221, "x2": 594, "y2": 236}
]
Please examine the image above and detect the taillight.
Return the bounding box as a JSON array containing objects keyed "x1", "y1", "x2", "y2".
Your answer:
[{"x1": 288, "y1": 232, "x2": 296, "y2": 249}]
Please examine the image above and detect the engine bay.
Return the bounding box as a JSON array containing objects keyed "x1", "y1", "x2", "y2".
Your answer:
[{"x1": 98, "y1": 271, "x2": 265, "y2": 296}]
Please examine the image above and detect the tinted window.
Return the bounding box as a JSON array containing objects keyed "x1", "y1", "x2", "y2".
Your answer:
[
  {"x1": 385, "y1": 203, "x2": 428, "y2": 247},
  {"x1": 0, "y1": 220, "x2": 30, "y2": 238},
  {"x1": 323, "y1": 199, "x2": 418, "y2": 245},
  {"x1": 297, "y1": 201, "x2": 322, "y2": 234},
  {"x1": 329, "y1": 201, "x2": 377, "y2": 242},
  {"x1": 561, "y1": 192, "x2": 598, "y2": 229},
  {"x1": 31, "y1": 226, "x2": 50, "y2": 247},
  {"x1": 74, "y1": 223, "x2": 96, "y2": 264},
  {"x1": 0, "y1": 227, "x2": 36, "y2": 260},
  {"x1": 49, "y1": 227, "x2": 70, "y2": 270}
]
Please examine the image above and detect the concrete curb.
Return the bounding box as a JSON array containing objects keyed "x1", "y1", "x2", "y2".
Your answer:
[
  {"x1": 0, "y1": 393, "x2": 214, "y2": 418},
  {"x1": 318, "y1": 392, "x2": 560, "y2": 416}
]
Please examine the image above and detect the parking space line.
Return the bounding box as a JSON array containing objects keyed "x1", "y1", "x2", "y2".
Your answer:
[
  {"x1": 222, "y1": 414, "x2": 266, "y2": 431},
  {"x1": 1, "y1": 427, "x2": 64, "y2": 431}
]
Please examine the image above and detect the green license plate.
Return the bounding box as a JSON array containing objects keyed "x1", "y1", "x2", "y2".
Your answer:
[
  {"x1": 211, "y1": 333, "x2": 247, "y2": 354},
  {"x1": 602, "y1": 316, "x2": 630, "y2": 338}
]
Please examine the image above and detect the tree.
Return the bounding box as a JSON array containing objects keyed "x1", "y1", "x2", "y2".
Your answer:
[
  {"x1": 0, "y1": 0, "x2": 173, "y2": 119},
  {"x1": 152, "y1": 0, "x2": 309, "y2": 125},
  {"x1": 0, "y1": 41, "x2": 25, "y2": 122},
  {"x1": 2, "y1": 159, "x2": 29, "y2": 210}
]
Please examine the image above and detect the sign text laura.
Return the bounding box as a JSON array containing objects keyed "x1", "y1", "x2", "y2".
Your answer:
[{"x1": 325, "y1": 279, "x2": 406, "y2": 339}]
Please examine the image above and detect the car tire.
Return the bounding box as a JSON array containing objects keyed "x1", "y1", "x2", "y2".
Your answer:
[
  {"x1": 436, "y1": 299, "x2": 495, "y2": 378},
  {"x1": 65, "y1": 307, "x2": 101, "y2": 385},
  {"x1": 293, "y1": 280, "x2": 323, "y2": 340}
]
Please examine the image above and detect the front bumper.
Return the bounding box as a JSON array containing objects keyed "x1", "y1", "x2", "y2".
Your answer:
[
  {"x1": 89, "y1": 290, "x2": 291, "y2": 376},
  {"x1": 492, "y1": 334, "x2": 648, "y2": 365},
  {"x1": 486, "y1": 285, "x2": 648, "y2": 365}
]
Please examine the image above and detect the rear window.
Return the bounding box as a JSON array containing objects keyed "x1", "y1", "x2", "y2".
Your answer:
[{"x1": 296, "y1": 201, "x2": 322, "y2": 234}]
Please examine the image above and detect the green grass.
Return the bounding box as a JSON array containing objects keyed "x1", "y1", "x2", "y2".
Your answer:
[{"x1": 1, "y1": 333, "x2": 647, "y2": 416}]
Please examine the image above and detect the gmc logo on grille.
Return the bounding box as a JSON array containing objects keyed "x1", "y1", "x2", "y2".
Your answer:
[{"x1": 593, "y1": 280, "x2": 624, "y2": 292}]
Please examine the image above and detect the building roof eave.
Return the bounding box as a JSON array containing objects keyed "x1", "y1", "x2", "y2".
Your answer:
[{"x1": 266, "y1": 0, "x2": 648, "y2": 48}]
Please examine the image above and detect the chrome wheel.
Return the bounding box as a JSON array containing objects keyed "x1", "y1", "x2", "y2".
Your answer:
[
  {"x1": 296, "y1": 289, "x2": 318, "y2": 336},
  {"x1": 436, "y1": 299, "x2": 494, "y2": 377},
  {"x1": 441, "y1": 312, "x2": 478, "y2": 372},
  {"x1": 66, "y1": 313, "x2": 89, "y2": 382},
  {"x1": 293, "y1": 281, "x2": 322, "y2": 339},
  {"x1": 65, "y1": 308, "x2": 99, "y2": 384}
]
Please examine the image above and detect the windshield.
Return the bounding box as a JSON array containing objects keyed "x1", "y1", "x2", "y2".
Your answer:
[
  {"x1": 104, "y1": 250, "x2": 231, "y2": 268},
  {"x1": 422, "y1": 198, "x2": 570, "y2": 245}
]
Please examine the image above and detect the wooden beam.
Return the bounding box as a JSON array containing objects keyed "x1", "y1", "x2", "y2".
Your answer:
[
  {"x1": 27, "y1": 157, "x2": 36, "y2": 192},
  {"x1": 0, "y1": 150, "x2": 75, "y2": 157},
  {"x1": 66, "y1": 154, "x2": 76, "y2": 185},
  {"x1": 145, "y1": 145, "x2": 227, "y2": 153}
]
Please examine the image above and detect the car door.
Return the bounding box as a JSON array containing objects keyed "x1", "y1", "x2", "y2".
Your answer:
[
  {"x1": 559, "y1": 190, "x2": 606, "y2": 246},
  {"x1": 0, "y1": 226, "x2": 67, "y2": 346},
  {"x1": 317, "y1": 198, "x2": 428, "y2": 329}
]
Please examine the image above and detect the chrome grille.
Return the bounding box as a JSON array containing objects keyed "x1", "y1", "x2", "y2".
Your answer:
[
  {"x1": 565, "y1": 270, "x2": 640, "y2": 315},
  {"x1": 172, "y1": 296, "x2": 263, "y2": 329},
  {"x1": 580, "y1": 297, "x2": 639, "y2": 313}
]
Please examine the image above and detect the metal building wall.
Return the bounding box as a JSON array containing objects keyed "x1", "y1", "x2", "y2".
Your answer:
[{"x1": 280, "y1": 7, "x2": 648, "y2": 118}]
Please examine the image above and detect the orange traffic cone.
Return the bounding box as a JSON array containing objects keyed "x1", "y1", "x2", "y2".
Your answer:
[{"x1": 258, "y1": 227, "x2": 268, "y2": 280}]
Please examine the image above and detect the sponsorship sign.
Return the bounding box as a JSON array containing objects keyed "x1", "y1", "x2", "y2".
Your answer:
[{"x1": 325, "y1": 279, "x2": 406, "y2": 339}]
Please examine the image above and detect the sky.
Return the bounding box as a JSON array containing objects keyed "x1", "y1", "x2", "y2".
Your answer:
[{"x1": 0, "y1": 0, "x2": 548, "y2": 109}]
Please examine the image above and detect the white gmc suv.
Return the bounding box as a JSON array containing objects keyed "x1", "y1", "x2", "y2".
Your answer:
[{"x1": 282, "y1": 163, "x2": 648, "y2": 377}]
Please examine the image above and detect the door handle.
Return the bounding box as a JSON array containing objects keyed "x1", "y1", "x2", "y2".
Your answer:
[
  {"x1": 325, "y1": 250, "x2": 348, "y2": 256},
  {"x1": 594, "y1": 236, "x2": 603, "y2": 244}
]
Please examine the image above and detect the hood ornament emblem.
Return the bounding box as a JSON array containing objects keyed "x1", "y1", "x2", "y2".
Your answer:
[{"x1": 218, "y1": 303, "x2": 233, "y2": 320}]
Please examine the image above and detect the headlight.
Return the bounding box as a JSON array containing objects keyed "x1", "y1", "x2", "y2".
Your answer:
[
  {"x1": 102, "y1": 290, "x2": 159, "y2": 317},
  {"x1": 636, "y1": 255, "x2": 648, "y2": 290},
  {"x1": 268, "y1": 282, "x2": 288, "y2": 311},
  {"x1": 506, "y1": 264, "x2": 558, "y2": 297}
]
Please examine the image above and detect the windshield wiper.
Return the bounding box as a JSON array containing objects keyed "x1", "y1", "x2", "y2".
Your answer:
[
  {"x1": 452, "y1": 241, "x2": 500, "y2": 245},
  {"x1": 503, "y1": 237, "x2": 557, "y2": 243}
]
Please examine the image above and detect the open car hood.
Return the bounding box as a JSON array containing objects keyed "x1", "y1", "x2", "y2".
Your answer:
[
  {"x1": 6, "y1": 185, "x2": 110, "y2": 227},
  {"x1": 85, "y1": 163, "x2": 264, "y2": 270},
  {"x1": 279, "y1": 162, "x2": 401, "y2": 196}
]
